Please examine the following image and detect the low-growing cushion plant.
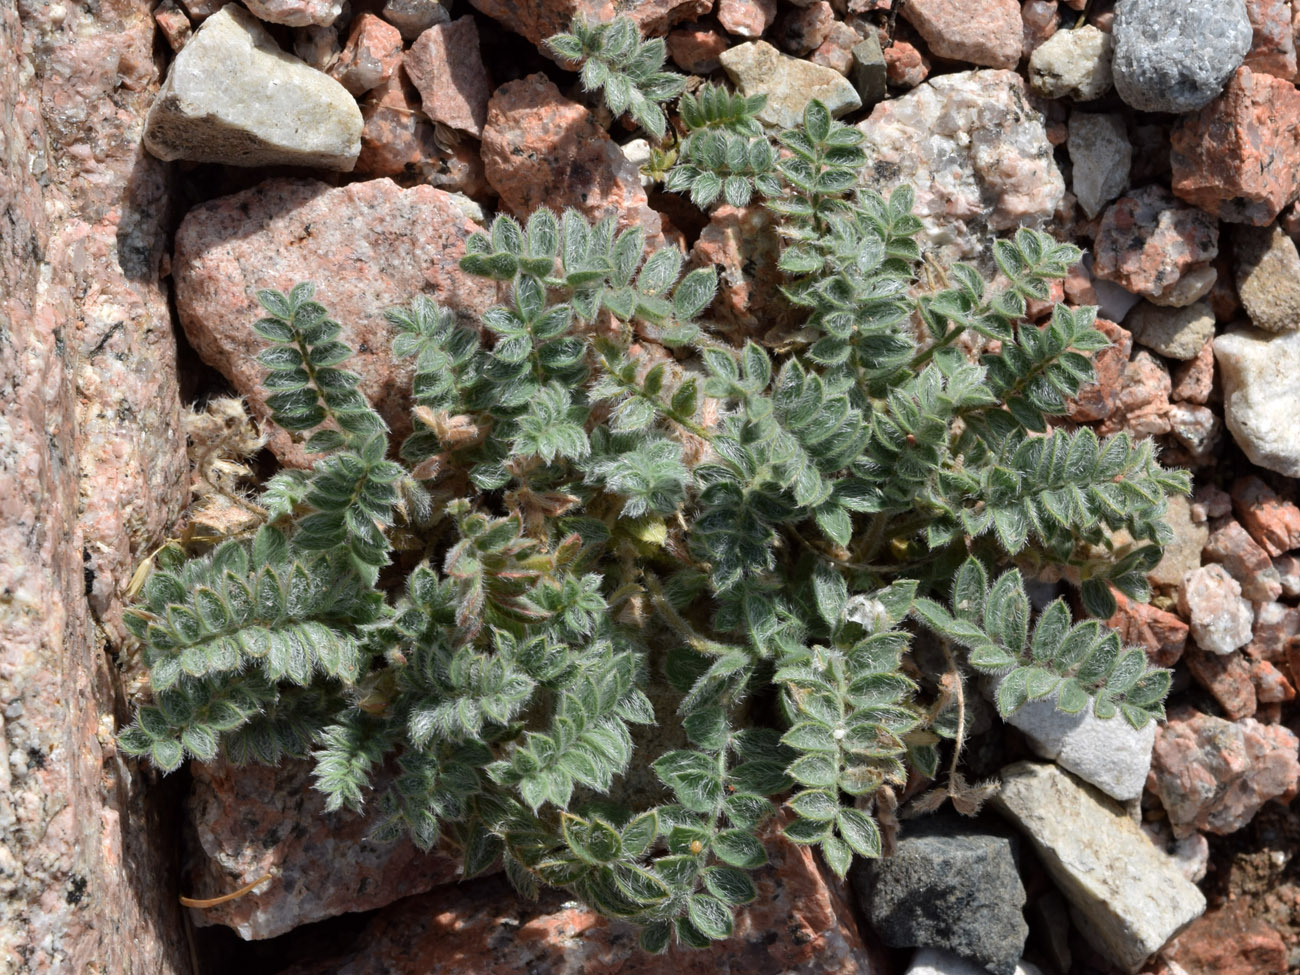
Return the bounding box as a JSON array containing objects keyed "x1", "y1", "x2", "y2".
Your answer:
[{"x1": 120, "y1": 17, "x2": 1189, "y2": 953}]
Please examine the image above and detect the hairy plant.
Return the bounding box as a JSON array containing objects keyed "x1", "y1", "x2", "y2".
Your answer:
[{"x1": 121, "y1": 17, "x2": 1189, "y2": 955}]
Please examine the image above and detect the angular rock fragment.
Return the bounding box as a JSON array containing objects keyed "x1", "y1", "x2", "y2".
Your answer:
[
  {"x1": 187, "y1": 759, "x2": 462, "y2": 939},
  {"x1": 1029, "y1": 25, "x2": 1114, "y2": 101},
  {"x1": 1149, "y1": 707, "x2": 1300, "y2": 837},
  {"x1": 1178, "y1": 563, "x2": 1255, "y2": 656},
  {"x1": 329, "y1": 12, "x2": 402, "y2": 96},
  {"x1": 854, "y1": 814, "x2": 1028, "y2": 975},
  {"x1": 144, "y1": 4, "x2": 362, "y2": 170},
  {"x1": 172, "y1": 178, "x2": 496, "y2": 467},
  {"x1": 1067, "y1": 112, "x2": 1129, "y2": 220},
  {"x1": 405, "y1": 16, "x2": 492, "y2": 137},
  {"x1": 720, "y1": 40, "x2": 861, "y2": 129},
  {"x1": 994, "y1": 762, "x2": 1206, "y2": 974},
  {"x1": 244, "y1": 0, "x2": 344, "y2": 27},
  {"x1": 1171, "y1": 66, "x2": 1300, "y2": 225},
  {"x1": 1124, "y1": 302, "x2": 1214, "y2": 361},
  {"x1": 1232, "y1": 476, "x2": 1300, "y2": 556},
  {"x1": 1232, "y1": 222, "x2": 1300, "y2": 332},
  {"x1": 857, "y1": 70, "x2": 1062, "y2": 266},
  {"x1": 901, "y1": 0, "x2": 1023, "y2": 70},
  {"x1": 1215, "y1": 326, "x2": 1300, "y2": 476},
  {"x1": 1092, "y1": 185, "x2": 1218, "y2": 305}
]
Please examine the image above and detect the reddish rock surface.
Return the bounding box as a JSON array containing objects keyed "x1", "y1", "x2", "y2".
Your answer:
[
  {"x1": 1203, "y1": 519, "x2": 1284, "y2": 602},
  {"x1": 154, "y1": 0, "x2": 193, "y2": 49},
  {"x1": 1233, "y1": 476, "x2": 1300, "y2": 556},
  {"x1": 809, "y1": 22, "x2": 860, "y2": 74},
  {"x1": 773, "y1": 1, "x2": 835, "y2": 55},
  {"x1": 172, "y1": 178, "x2": 496, "y2": 467},
  {"x1": 1150, "y1": 707, "x2": 1300, "y2": 837},
  {"x1": 329, "y1": 12, "x2": 403, "y2": 96},
  {"x1": 1066, "y1": 317, "x2": 1131, "y2": 422},
  {"x1": 1092, "y1": 185, "x2": 1220, "y2": 303},
  {"x1": 1021, "y1": 0, "x2": 1058, "y2": 56},
  {"x1": 1185, "y1": 648, "x2": 1258, "y2": 720},
  {"x1": 481, "y1": 74, "x2": 664, "y2": 244},
  {"x1": 1095, "y1": 349, "x2": 1173, "y2": 437},
  {"x1": 1106, "y1": 589, "x2": 1189, "y2": 668},
  {"x1": 901, "y1": 0, "x2": 1023, "y2": 69},
  {"x1": 1171, "y1": 66, "x2": 1300, "y2": 225},
  {"x1": 468, "y1": 0, "x2": 711, "y2": 46},
  {"x1": 1164, "y1": 901, "x2": 1288, "y2": 975},
  {"x1": 1243, "y1": 0, "x2": 1298, "y2": 79},
  {"x1": 717, "y1": 0, "x2": 778, "y2": 38},
  {"x1": 187, "y1": 759, "x2": 462, "y2": 939},
  {"x1": 274, "y1": 822, "x2": 883, "y2": 974},
  {"x1": 667, "y1": 22, "x2": 729, "y2": 72},
  {"x1": 690, "y1": 204, "x2": 804, "y2": 340},
  {"x1": 884, "y1": 39, "x2": 930, "y2": 87},
  {"x1": 405, "y1": 16, "x2": 493, "y2": 137},
  {"x1": 1170, "y1": 339, "x2": 1216, "y2": 404},
  {"x1": 0, "y1": 0, "x2": 191, "y2": 970},
  {"x1": 243, "y1": 0, "x2": 344, "y2": 27}
]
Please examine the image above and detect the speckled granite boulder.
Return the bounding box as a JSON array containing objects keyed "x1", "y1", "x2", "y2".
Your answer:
[
  {"x1": 1, "y1": 0, "x2": 190, "y2": 970},
  {"x1": 186, "y1": 759, "x2": 463, "y2": 939},
  {"x1": 857, "y1": 70, "x2": 1063, "y2": 267},
  {"x1": 172, "y1": 178, "x2": 496, "y2": 468},
  {"x1": 1111, "y1": 0, "x2": 1252, "y2": 112}
]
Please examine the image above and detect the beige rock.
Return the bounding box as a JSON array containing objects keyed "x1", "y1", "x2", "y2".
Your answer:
[
  {"x1": 994, "y1": 763, "x2": 1206, "y2": 974},
  {"x1": 1148, "y1": 495, "x2": 1209, "y2": 589},
  {"x1": 1178, "y1": 563, "x2": 1255, "y2": 656},
  {"x1": 1030, "y1": 25, "x2": 1115, "y2": 100},
  {"x1": 1233, "y1": 222, "x2": 1300, "y2": 331},
  {"x1": 145, "y1": 4, "x2": 363, "y2": 170},
  {"x1": 720, "y1": 40, "x2": 862, "y2": 129},
  {"x1": 1125, "y1": 301, "x2": 1216, "y2": 360},
  {"x1": 1215, "y1": 325, "x2": 1300, "y2": 476}
]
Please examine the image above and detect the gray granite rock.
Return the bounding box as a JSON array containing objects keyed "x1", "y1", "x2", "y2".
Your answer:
[
  {"x1": 853, "y1": 814, "x2": 1028, "y2": 975},
  {"x1": 1112, "y1": 0, "x2": 1252, "y2": 113},
  {"x1": 1068, "y1": 113, "x2": 1131, "y2": 220},
  {"x1": 993, "y1": 762, "x2": 1206, "y2": 973},
  {"x1": 719, "y1": 40, "x2": 861, "y2": 129},
  {"x1": 1215, "y1": 325, "x2": 1300, "y2": 476},
  {"x1": 850, "y1": 33, "x2": 888, "y2": 106},
  {"x1": 906, "y1": 948, "x2": 1044, "y2": 975},
  {"x1": 144, "y1": 4, "x2": 362, "y2": 170}
]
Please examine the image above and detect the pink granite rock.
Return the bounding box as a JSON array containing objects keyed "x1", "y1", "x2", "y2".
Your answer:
[
  {"x1": 1203, "y1": 520, "x2": 1283, "y2": 602},
  {"x1": 1149, "y1": 707, "x2": 1300, "y2": 837},
  {"x1": 1, "y1": 1, "x2": 191, "y2": 970},
  {"x1": 1232, "y1": 475, "x2": 1300, "y2": 557},
  {"x1": 884, "y1": 38, "x2": 931, "y2": 87},
  {"x1": 1164, "y1": 902, "x2": 1289, "y2": 975},
  {"x1": 1095, "y1": 349, "x2": 1172, "y2": 438},
  {"x1": 481, "y1": 74, "x2": 664, "y2": 245},
  {"x1": 774, "y1": 0, "x2": 835, "y2": 54},
  {"x1": 690, "y1": 204, "x2": 805, "y2": 340},
  {"x1": 1021, "y1": 0, "x2": 1058, "y2": 56},
  {"x1": 173, "y1": 178, "x2": 496, "y2": 468},
  {"x1": 244, "y1": 0, "x2": 344, "y2": 27},
  {"x1": 1272, "y1": 555, "x2": 1300, "y2": 597},
  {"x1": 810, "y1": 22, "x2": 862, "y2": 75},
  {"x1": 273, "y1": 819, "x2": 884, "y2": 974},
  {"x1": 1244, "y1": 0, "x2": 1298, "y2": 78},
  {"x1": 1170, "y1": 339, "x2": 1215, "y2": 405},
  {"x1": 1171, "y1": 66, "x2": 1300, "y2": 226},
  {"x1": 154, "y1": 0, "x2": 192, "y2": 49},
  {"x1": 356, "y1": 74, "x2": 490, "y2": 197},
  {"x1": 187, "y1": 758, "x2": 462, "y2": 939},
  {"x1": 1252, "y1": 658, "x2": 1296, "y2": 703},
  {"x1": 1247, "y1": 601, "x2": 1298, "y2": 662},
  {"x1": 329, "y1": 12, "x2": 403, "y2": 96},
  {"x1": 902, "y1": 0, "x2": 1023, "y2": 68},
  {"x1": 857, "y1": 70, "x2": 1064, "y2": 266},
  {"x1": 1105, "y1": 589, "x2": 1189, "y2": 668},
  {"x1": 667, "y1": 22, "x2": 730, "y2": 72},
  {"x1": 1192, "y1": 483, "x2": 1234, "y2": 523},
  {"x1": 1092, "y1": 185, "x2": 1219, "y2": 303},
  {"x1": 1185, "y1": 648, "x2": 1258, "y2": 720},
  {"x1": 469, "y1": 0, "x2": 712, "y2": 46},
  {"x1": 1065, "y1": 317, "x2": 1131, "y2": 422},
  {"x1": 405, "y1": 16, "x2": 492, "y2": 138},
  {"x1": 717, "y1": 0, "x2": 778, "y2": 37},
  {"x1": 1178, "y1": 563, "x2": 1255, "y2": 656}
]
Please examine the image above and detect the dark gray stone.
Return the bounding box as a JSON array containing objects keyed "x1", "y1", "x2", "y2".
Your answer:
[
  {"x1": 1112, "y1": 0, "x2": 1251, "y2": 113},
  {"x1": 853, "y1": 814, "x2": 1029, "y2": 975},
  {"x1": 850, "y1": 34, "x2": 887, "y2": 107}
]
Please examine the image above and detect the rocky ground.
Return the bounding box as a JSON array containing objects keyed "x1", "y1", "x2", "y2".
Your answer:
[{"x1": 5, "y1": 0, "x2": 1300, "y2": 973}]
